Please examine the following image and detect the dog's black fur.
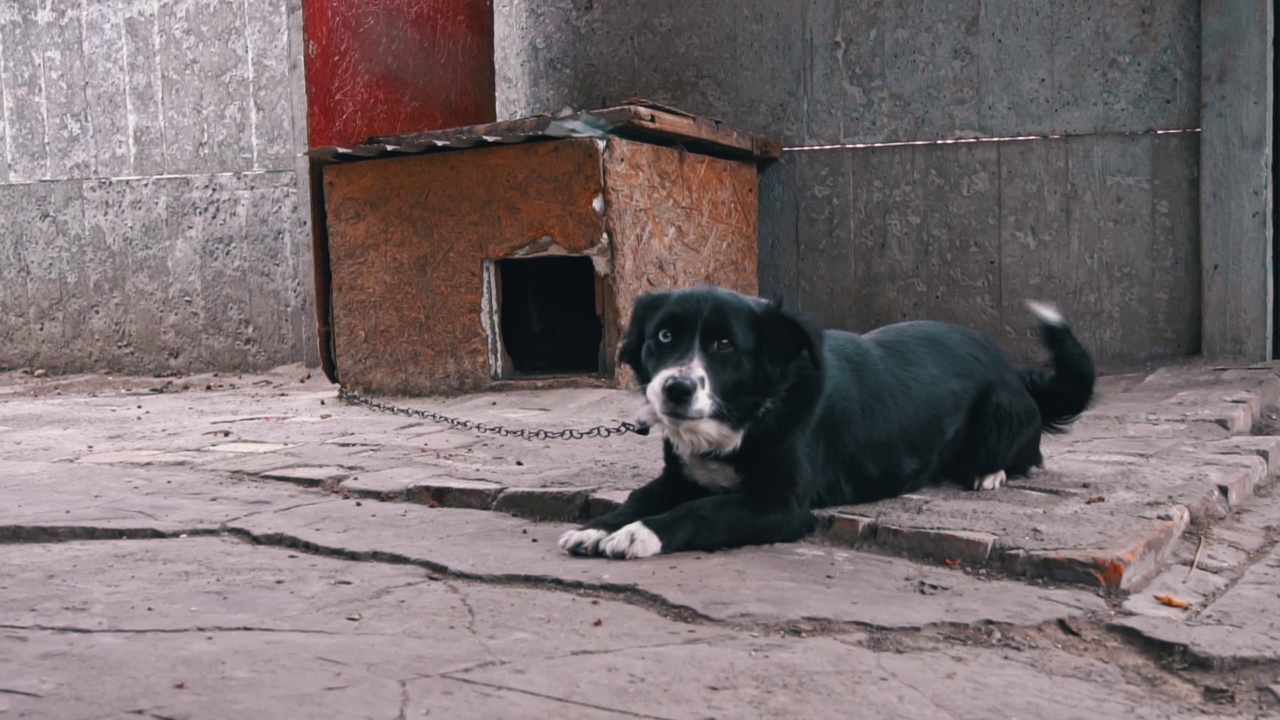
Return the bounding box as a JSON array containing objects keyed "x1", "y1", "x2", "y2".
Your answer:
[{"x1": 558, "y1": 286, "x2": 1095, "y2": 559}]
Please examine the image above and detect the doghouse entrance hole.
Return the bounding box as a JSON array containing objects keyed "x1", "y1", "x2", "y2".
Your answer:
[{"x1": 494, "y1": 255, "x2": 603, "y2": 377}]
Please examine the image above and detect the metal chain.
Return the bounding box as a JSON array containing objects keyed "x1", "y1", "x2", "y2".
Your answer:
[{"x1": 337, "y1": 386, "x2": 649, "y2": 440}]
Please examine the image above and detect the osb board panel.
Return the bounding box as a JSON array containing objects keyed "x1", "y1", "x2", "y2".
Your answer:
[
  {"x1": 604, "y1": 139, "x2": 760, "y2": 375},
  {"x1": 323, "y1": 139, "x2": 607, "y2": 395}
]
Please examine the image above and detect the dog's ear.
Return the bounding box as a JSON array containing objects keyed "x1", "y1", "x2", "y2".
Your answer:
[
  {"x1": 618, "y1": 292, "x2": 664, "y2": 371},
  {"x1": 760, "y1": 298, "x2": 823, "y2": 372}
]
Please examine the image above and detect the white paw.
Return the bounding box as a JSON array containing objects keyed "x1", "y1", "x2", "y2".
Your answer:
[
  {"x1": 598, "y1": 521, "x2": 663, "y2": 559},
  {"x1": 973, "y1": 470, "x2": 1007, "y2": 491},
  {"x1": 558, "y1": 528, "x2": 608, "y2": 556}
]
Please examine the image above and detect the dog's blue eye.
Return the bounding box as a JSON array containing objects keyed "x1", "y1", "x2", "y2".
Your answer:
[
  {"x1": 712, "y1": 338, "x2": 734, "y2": 352},
  {"x1": 657, "y1": 329, "x2": 673, "y2": 343}
]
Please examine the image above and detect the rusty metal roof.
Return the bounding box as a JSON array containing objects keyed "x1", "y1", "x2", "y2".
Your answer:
[{"x1": 307, "y1": 100, "x2": 782, "y2": 163}]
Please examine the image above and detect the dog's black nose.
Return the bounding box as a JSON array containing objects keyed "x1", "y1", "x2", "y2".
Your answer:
[{"x1": 662, "y1": 376, "x2": 697, "y2": 405}]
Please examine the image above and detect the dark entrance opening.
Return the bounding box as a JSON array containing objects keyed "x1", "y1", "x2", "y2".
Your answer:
[{"x1": 497, "y1": 255, "x2": 603, "y2": 376}]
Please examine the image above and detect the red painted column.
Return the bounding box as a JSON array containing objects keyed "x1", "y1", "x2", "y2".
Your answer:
[{"x1": 301, "y1": 0, "x2": 495, "y2": 149}]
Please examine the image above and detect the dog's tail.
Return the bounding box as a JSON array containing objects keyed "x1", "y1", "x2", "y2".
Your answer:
[{"x1": 1020, "y1": 301, "x2": 1096, "y2": 434}]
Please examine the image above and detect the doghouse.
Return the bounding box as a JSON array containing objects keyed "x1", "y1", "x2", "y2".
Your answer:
[{"x1": 309, "y1": 101, "x2": 781, "y2": 396}]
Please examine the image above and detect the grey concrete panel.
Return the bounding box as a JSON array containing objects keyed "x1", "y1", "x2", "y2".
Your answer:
[
  {"x1": 8, "y1": 181, "x2": 88, "y2": 360},
  {"x1": 801, "y1": 0, "x2": 889, "y2": 145},
  {"x1": 998, "y1": 134, "x2": 1199, "y2": 365},
  {"x1": 1048, "y1": 0, "x2": 1200, "y2": 137},
  {"x1": 0, "y1": 173, "x2": 306, "y2": 374},
  {"x1": 0, "y1": 13, "x2": 7, "y2": 183},
  {"x1": 997, "y1": 138, "x2": 1072, "y2": 363},
  {"x1": 286, "y1": 0, "x2": 318, "y2": 367},
  {"x1": 849, "y1": 142, "x2": 1001, "y2": 336},
  {"x1": 40, "y1": 0, "x2": 94, "y2": 179},
  {"x1": 83, "y1": 1, "x2": 132, "y2": 178},
  {"x1": 794, "y1": 149, "x2": 855, "y2": 329},
  {"x1": 1, "y1": 0, "x2": 49, "y2": 180},
  {"x1": 882, "y1": 0, "x2": 982, "y2": 141},
  {"x1": 1200, "y1": 0, "x2": 1273, "y2": 361},
  {"x1": 493, "y1": 0, "x2": 804, "y2": 139},
  {"x1": 766, "y1": 134, "x2": 1199, "y2": 365},
  {"x1": 247, "y1": 0, "x2": 295, "y2": 172},
  {"x1": 1149, "y1": 131, "x2": 1202, "y2": 358},
  {"x1": 758, "y1": 156, "x2": 800, "y2": 307},
  {"x1": 1063, "y1": 134, "x2": 1155, "y2": 361},
  {"x1": 157, "y1": 0, "x2": 252, "y2": 174},
  {"x1": 122, "y1": 0, "x2": 166, "y2": 176},
  {"x1": 498, "y1": 0, "x2": 1202, "y2": 144}
]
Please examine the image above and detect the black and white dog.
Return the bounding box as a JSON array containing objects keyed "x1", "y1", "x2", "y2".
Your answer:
[{"x1": 559, "y1": 286, "x2": 1095, "y2": 560}]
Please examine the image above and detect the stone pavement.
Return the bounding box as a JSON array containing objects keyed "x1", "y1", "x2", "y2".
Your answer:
[
  {"x1": 4, "y1": 361, "x2": 1278, "y2": 592},
  {"x1": 3, "y1": 363, "x2": 1280, "y2": 717}
]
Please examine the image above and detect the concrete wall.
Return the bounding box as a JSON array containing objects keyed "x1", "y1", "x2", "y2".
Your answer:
[
  {"x1": 0, "y1": 0, "x2": 315, "y2": 374},
  {"x1": 495, "y1": 0, "x2": 1206, "y2": 365}
]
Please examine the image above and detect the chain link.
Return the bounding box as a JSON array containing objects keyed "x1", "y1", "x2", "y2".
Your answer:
[{"x1": 337, "y1": 386, "x2": 650, "y2": 441}]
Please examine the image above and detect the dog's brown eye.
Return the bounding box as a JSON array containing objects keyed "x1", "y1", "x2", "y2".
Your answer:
[
  {"x1": 657, "y1": 329, "x2": 673, "y2": 343},
  {"x1": 712, "y1": 338, "x2": 734, "y2": 352}
]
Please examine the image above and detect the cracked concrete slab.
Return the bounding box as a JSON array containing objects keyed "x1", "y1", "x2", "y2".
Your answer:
[
  {"x1": 0, "y1": 536, "x2": 1220, "y2": 720},
  {"x1": 0, "y1": 460, "x2": 319, "y2": 537},
  {"x1": 4, "y1": 361, "x2": 1280, "y2": 595},
  {"x1": 1113, "y1": 488, "x2": 1280, "y2": 667},
  {"x1": 223, "y1": 498, "x2": 1107, "y2": 629},
  {"x1": 450, "y1": 634, "x2": 1205, "y2": 720}
]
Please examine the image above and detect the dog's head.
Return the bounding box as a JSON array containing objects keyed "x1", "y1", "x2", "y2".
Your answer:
[{"x1": 619, "y1": 286, "x2": 823, "y2": 455}]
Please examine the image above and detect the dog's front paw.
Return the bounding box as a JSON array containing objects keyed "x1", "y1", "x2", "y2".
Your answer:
[
  {"x1": 558, "y1": 528, "x2": 609, "y2": 556},
  {"x1": 598, "y1": 521, "x2": 663, "y2": 559}
]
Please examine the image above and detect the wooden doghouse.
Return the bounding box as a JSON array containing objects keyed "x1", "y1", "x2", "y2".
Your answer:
[{"x1": 309, "y1": 101, "x2": 781, "y2": 396}]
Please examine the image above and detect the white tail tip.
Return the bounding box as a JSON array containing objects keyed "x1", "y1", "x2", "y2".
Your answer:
[{"x1": 1025, "y1": 300, "x2": 1065, "y2": 326}]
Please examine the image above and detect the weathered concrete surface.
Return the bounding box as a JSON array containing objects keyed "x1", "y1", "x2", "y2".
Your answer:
[
  {"x1": 816, "y1": 366, "x2": 1280, "y2": 590},
  {"x1": 501, "y1": 1, "x2": 1207, "y2": 368},
  {"x1": 0, "y1": 452, "x2": 1104, "y2": 630},
  {"x1": 495, "y1": 0, "x2": 1200, "y2": 144},
  {"x1": 761, "y1": 131, "x2": 1202, "y2": 366},
  {"x1": 0, "y1": 0, "x2": 317, "y2": 374},
  {"x1": 3, "y1": 361, "x2": 1278, "y2": 596},
  {"x1": 1199, "y1": 0, "x2": 1274, "y2": 362},
  {"x1": 1114, "y1": 482, "x2": 1280, "y2": 669},
  {"x1": 4, "y1": 366, "x2": 1280, "y2": 715},
  {"x1": 0, "y1": 538, "x2": 1228, "y2": 719}
]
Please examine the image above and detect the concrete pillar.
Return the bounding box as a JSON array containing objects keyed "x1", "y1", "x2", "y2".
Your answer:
[{"x1": 1200, "y1": 0, "x2": 1274, "y2": 361}]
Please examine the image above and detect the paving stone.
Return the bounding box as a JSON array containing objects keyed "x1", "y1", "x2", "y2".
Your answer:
[
  {"x1": 3, "y1": 361, "x2": 1277, "y2": 591},
  {"x1": 586, "y1": 489, "x2": 631, "y2": 518},
  {"x1": 75, "y1": 449, "x2": 166, "y2": 464},
  {"x1": 225, "y1": 500, "x2": 1107, "y2": 630},
  {"x1": 271, "y1": 442, "x2": 378, "y2": 464},
  {"x1": 1054, "y1": 436, "x2": 1185, "y2": 458},
  {"x1": 339, "y1": 469, "x2": 505, "y2": 510},
  {"x1": 1114, "y1": 540, "x2": 1280, "y2": 666},
  {"x1": 870, "y1": 524, "x2": 999, "y2": 565},
  {"x1": 492, "y1": 487, "x2": 592, "y2": 521},
  {"x1": 1122, "y1": 562, "x2": 1231, "y2": 619},
  {"x1": 1202, "y1": 436, "x2": 1280, "y2": 477},
  {"x1": 190, "y1": 451, "x2": 303, "y2": 475},
  {"x1": 205, "y1": 441, "x2": 299, "y2": 453},
  {"x1": 258, "y1": 465, "x2": 354, "y2": 488},
  {"x1": 814, "y1": 509, "x2": 874, "y2": 546}
]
